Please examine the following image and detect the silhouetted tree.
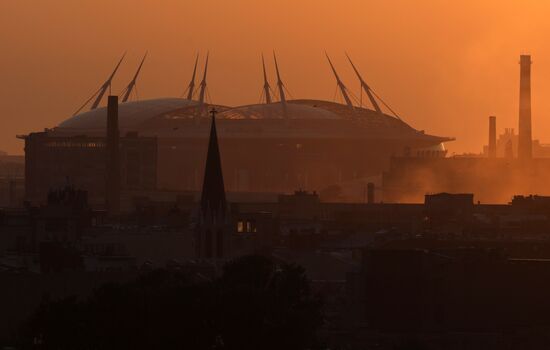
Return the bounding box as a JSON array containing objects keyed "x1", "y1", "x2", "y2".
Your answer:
[
  {"x1": 216, "y1": 255, "x2": 323, "y2": 350},
  {"x1": 16, "y1": 255, "x2": 323, "y2": 350}
]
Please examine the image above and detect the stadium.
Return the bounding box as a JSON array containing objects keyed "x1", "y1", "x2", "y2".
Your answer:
[{"x1": 26, "y1": 53, "x2": 452, "y2": 202}]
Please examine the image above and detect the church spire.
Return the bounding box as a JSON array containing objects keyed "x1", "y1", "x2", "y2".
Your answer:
[
  {"x1": 200, "y1": 108, "x2": 226, "y2": 221},
  {"x1": 197, "y1": 108, "x2": 228, "y2": 260}
]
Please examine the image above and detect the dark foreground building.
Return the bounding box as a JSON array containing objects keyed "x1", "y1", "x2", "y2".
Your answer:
[
  {"x1": 359, "y1": 246, "x2": 550, "y2": 332},
  {"x1": 336, "y1": 241, "x2": 550, "y2": 349}
]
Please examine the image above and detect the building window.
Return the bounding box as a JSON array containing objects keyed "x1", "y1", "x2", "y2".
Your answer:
[{"x1": 237, "y1": 220, "x2": 257, "y2": 233}]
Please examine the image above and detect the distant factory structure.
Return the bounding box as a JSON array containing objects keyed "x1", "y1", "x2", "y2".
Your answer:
[
  {"x1": 384, "y1": 54, "x2": 550, "y2": 203},
  {"x1": 19, "y1": 52, "x2": 451, "y2": 205},
  {"x1": 482, "y1": 127, "x2": 550, "y2": 159},
  {"x1": 482, "y1": 55, "x2": 550, "y2": 158}
]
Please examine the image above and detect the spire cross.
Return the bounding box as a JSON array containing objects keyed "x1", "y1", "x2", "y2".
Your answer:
[{"x1": 210, "y1": 108, "x2": 217, "y2": 119}]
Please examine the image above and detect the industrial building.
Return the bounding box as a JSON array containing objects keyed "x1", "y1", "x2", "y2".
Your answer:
[{"x1": 21, "y1": 128, "x2": 157, "y2": 205}]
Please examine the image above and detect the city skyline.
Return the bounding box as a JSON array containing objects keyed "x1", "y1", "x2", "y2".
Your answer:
[{"x1": 5, "y1": 3, "x2": 550, "y2": 348}]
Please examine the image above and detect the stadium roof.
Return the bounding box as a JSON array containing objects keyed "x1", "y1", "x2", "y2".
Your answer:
[
  {"x1": 59, "y1": 98, "x2": 198, "y2": 130},
  {"x1": 54, "y1": 98, "x2": 453, "y2": 144}
]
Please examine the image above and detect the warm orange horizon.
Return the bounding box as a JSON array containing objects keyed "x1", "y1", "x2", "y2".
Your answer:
[{"x1": 1, "y1": 0, "x2": 550, "y2": 155}]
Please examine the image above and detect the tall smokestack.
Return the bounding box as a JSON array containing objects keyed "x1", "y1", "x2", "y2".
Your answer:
[
  {"x1": 106, "y1": 95, "x2": 120, "y2": 215},
  {"x1": 518, "y1": 55, "x2": 532, "y2": 160},
  {"x1": 488, "y1": 116, "x2": 496, "y2": 158}
]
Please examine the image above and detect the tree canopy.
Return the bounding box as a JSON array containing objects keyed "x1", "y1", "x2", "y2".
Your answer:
[{"x1": 17, "y1": 255, "x2": 323, "y2": 350}]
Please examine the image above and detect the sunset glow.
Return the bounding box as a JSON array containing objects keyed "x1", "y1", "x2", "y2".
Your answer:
[{"x1": 1, "y1": 1, "x2": 550, "y2": 154}]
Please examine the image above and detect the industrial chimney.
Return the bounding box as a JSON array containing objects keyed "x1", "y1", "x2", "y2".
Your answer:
[
  {"x1": 488, "y1": 116, "x2": 497, "y2": 158},
  {"x1": 518, "y1": 55, "x2": 532, "y2": 160},
  {"x1": 106, "y1": 95, "x2": 120, "y2": 215}
]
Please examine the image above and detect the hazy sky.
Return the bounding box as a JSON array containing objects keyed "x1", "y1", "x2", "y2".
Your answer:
[{"x1": 1, "y1": 0, "x2": 550, "y2": 154}]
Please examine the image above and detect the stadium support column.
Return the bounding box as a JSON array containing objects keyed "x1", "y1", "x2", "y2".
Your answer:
[
  {"x1": 488, "y1": 116, "x2": 496, "y2": 158},
  {"x1": 106, "y1": 95, "x2": 120, "y2": 215},
  {"x1": 518, "y1": 55, "x2": 532, "y2": 160}
]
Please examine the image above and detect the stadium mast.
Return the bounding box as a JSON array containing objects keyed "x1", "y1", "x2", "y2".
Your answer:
[
  {"x1": 121, "y1": 52, "x2": 147, "y2": 103},
  {"x1": 262, "y1": 54, "x2": 272, "y2": 104},
  {"x1": 198, "y1": 52, "x2": 209, "y2": 105},
  {"x1": 345, "y1": 53, "x2": 381, "y2": 114},
  {"x1": 346, "y1": 53, "x2": 402, "y2": 120},
  {"x1": 273, "y1": 51, "x2": 286, "y2": 104},
  {"x1": 325, "y1": 52, "x2": 354, "y2": 109},
  {"x1": 91, "y1": 53, "x2": 126, "y2": 109},
  {"x1": 73, "y1": 53, "x2": 126, "y2": 115},
  {"x1": 186, "y1": 53, "x2": 199, "y2": 100}
]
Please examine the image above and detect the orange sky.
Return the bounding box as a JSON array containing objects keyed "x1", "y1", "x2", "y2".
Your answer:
[{"x1": 1, "y1": 0, "x2": 550, "y2": 155}]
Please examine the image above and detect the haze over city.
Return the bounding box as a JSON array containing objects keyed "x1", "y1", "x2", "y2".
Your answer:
[{"x1": 2, "y1": 0, "x2": 550, "y2": 154}]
